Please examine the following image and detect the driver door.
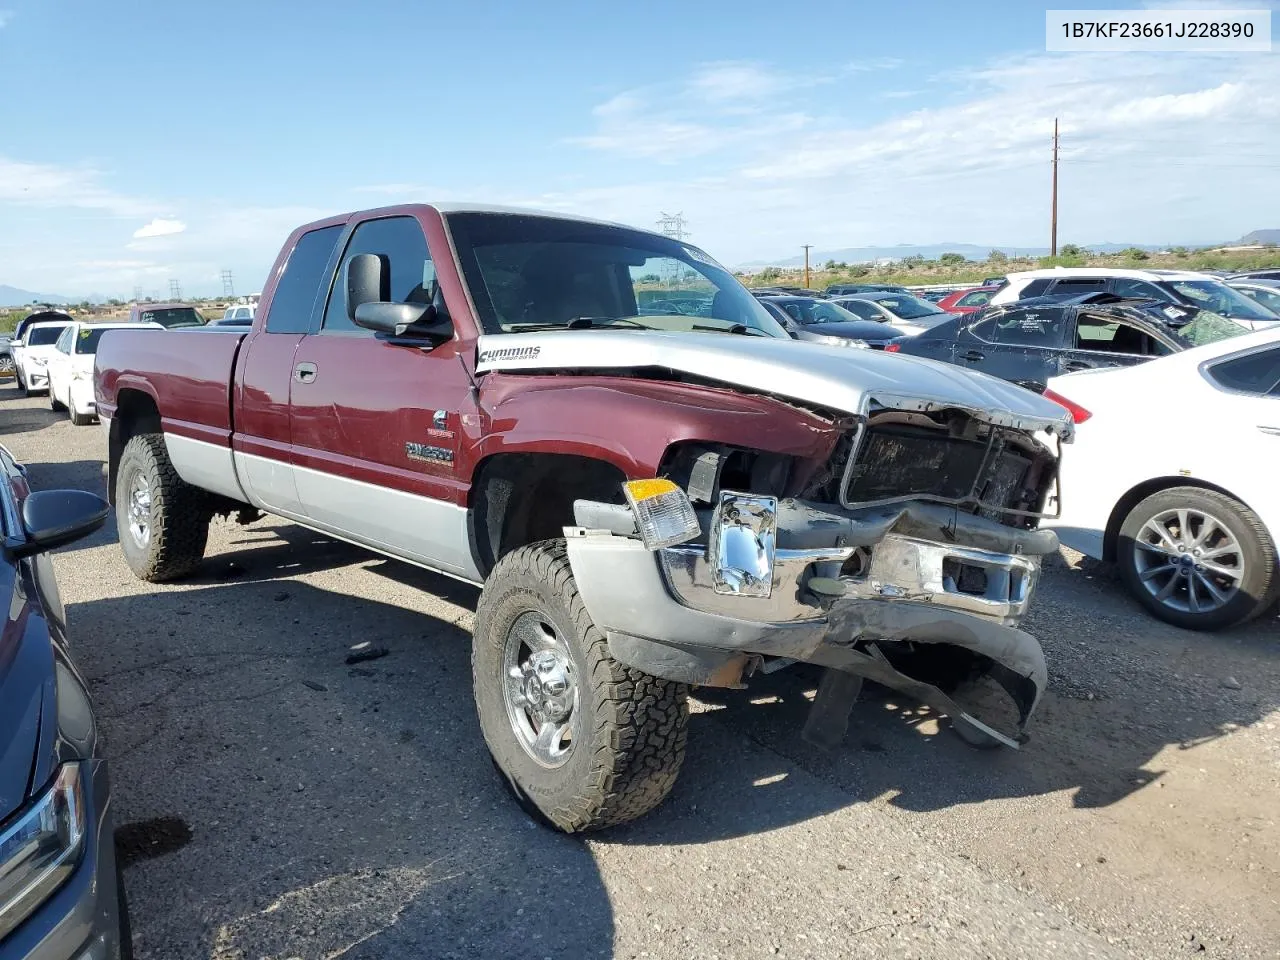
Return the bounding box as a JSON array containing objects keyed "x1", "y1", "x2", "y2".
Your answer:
[{"x1": 289, "y1": 214, "x2": 479, "y2": 579}]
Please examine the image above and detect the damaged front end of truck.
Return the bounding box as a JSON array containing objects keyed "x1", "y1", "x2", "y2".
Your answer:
[{"x1": 564, "y1": 392, "x2": 1072, "y2": 749}]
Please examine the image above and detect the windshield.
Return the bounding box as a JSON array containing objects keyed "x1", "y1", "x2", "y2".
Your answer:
[
  {"x1": 1173, "y1": 311, "x2": 1252, "y2": 347},
  {"x1": 28, "y1": 325, "x2": 68, "y2": 346},
  {"x1": 780, "y1": 299, "x2": 863, "y2": 325},
  {"x1": 867, "y1": 293, "x2": 948, "y2": 320},
  {"x1": 140, "y1": 307, "x2": 205, "y2": 328},
  {"x1": 1160, "y1": 280, "x2": 1278, "y2": 322},
  {"x1": 446, "y1": 213, "x2": 789, "y2": 339}
]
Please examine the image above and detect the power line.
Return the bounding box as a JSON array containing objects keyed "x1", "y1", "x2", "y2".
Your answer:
[
  {"x1": 168, "y1": 279, "x2": 182, "y2": 300},
  {"x1": 656, "y1": 212, "x2": 689, "y2": 241},
  {"x1": 220, "y1": 270, "x2": 235, "y2": 298}
]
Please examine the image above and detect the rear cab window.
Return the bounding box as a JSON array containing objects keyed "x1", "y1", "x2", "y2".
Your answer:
[{"x1": 264, "y1": 225, "x2": 345, "y2": 334}]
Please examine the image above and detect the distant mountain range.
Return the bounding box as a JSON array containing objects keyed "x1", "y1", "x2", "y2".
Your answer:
[
  {"x1": 738, "y1": 241, "x2": 1209, "y2": 269},
  {"x1": 1239, "y1": 229, "x2": 1280, "y2": 245},
  {"x1": 0, "y1": 284, "x2": 72, "y2": 308}
]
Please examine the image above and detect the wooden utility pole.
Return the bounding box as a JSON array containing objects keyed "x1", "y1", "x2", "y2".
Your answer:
[
  {"x1": 1050, "y1": 118, "x2": 1059, "y2": 257},
  {"x1": 802, "y1": 245, "x2": 813, "y2": 289}
]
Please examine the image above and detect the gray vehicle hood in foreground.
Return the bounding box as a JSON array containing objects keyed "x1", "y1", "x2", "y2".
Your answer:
[{"x1": 476, "y1": 330, "x2": 1074, "y2": 438}]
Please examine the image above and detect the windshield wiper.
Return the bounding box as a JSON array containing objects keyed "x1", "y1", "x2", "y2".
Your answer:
[
  {"x1": 507, "y1": 317, "x2": 650, "y2": 332},
  {"x1": 692, "y1": 323, "x2": 761, "y2": 336}
]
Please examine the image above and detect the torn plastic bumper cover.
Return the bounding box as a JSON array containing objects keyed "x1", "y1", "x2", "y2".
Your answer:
[{"x1": 565, "y1": 499, "x2": 1053, "y2": 746}]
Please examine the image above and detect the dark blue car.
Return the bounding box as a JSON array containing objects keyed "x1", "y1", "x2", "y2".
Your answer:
[{"x1": 0, "y1": 444, "x2": 129, "y2": 958}]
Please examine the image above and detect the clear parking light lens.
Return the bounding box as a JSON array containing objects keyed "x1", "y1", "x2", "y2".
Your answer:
[
  {"x1": 0, "y1": 764, "x2": 87, "y2": 941},
  {"x1": 709, "y1": 492, "x2": 778, "y2": 597},
  {"x1": 622, "y1": 478, "x2": 701, "y2": 550}
]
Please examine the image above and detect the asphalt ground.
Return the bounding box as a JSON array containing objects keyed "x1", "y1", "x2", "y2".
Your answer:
[{"x1": 4, "y1": 388, "x2": 1277, "y2": 959}]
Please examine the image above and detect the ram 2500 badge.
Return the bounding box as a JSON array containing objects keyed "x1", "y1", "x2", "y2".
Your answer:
[{"x1": 94, "y1": 204, "x2": 1072, "y2": 831}]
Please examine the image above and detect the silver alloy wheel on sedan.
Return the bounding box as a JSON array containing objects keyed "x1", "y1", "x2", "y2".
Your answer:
[
  {"x1": 502, "y1": 610, "x2": 580, "y2": 768},
  {"x1": 127, "y1": 472, "x2": 152, "y2": 550},
  {"x1": 1132, "y1": 507, "x2": 1244, "y2": 615},
  {"x1": 0, "y1": 356, "x2": 13, "y2": 376}
]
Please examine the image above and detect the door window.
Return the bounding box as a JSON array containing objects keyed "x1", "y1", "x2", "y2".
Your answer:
[
  {"x1": 1074, "y1": 314, "x2": 1170, "y2": 356},
  {"x1": 1205, "y1": 347, "x2": 1280, "y2": 396},
  {"x1": 972, "y1": 309, "x2": 1066, "y2": 347},
  {"x1": 265, "y1": 224, "x2": 344, "y2": 334},
  {"x1": 839, "y1": 300, "x2": 884, "y2": 321},
  {"x1": 55, "y1": 327, "x2": 74, "y2": 353},
  {"x1": 322, "y1": 217, "x2": 433, "y2": 334}
]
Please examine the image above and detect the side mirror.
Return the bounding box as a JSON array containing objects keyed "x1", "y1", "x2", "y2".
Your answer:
[
  {"x1": 347, "y1": 252, "x2": 452, "y2": 341},
  {"x1": 9, "y1": 489, "x2": 109, "y2": 559}
]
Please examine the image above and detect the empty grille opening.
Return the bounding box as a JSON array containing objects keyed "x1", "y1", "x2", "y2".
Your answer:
[{"x1": 943, "y1": 559, "x2": 990, "y2": 596}]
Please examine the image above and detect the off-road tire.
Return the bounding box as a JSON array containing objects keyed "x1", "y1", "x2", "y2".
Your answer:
[
  {"x1": 116, "y1": 434, "x2": 209, "y2": 582},
  {"x1": 1118, "y1": 486, "x2": 1277, "y2": 631},
  {"x1": 473, "y1": 539, "x2": 690, "y2": 832}
]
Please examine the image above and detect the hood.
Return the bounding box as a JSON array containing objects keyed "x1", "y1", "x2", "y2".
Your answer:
[
  {"x1": 476, "y1": 330, "x2": 1074, "y2": 438},
  {"x1": 0, "y1": 592, "x2": 53, "y2": 819}
]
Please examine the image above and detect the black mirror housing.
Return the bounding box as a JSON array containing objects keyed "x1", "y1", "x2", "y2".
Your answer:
[
  {"x1": 346, "y1": 253, "x2": 390, "y2": 323},
  {"x1": 353, "y1": 302, "x2": 452, "y2": 341},
  {"x1": 11, "y1": 489, "x2": 109, "y2": 559}
]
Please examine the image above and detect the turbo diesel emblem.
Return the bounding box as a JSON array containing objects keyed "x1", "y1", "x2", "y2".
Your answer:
[
  {"x1": 405, "y1": 442, "x2": 454, "y2": 465},
  {"x1": 479, "y1": 345, "x2": 541, "y2": 363}
]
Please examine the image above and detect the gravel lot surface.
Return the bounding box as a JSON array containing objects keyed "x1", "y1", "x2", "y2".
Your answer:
[{"x1": 4, "y1": 389, "x2": 1278, "y2": 959}]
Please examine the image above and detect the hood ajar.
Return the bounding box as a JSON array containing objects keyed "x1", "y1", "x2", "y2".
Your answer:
[{"x1": 476, "y1": 331, "x2": 1075, "y2": 441}]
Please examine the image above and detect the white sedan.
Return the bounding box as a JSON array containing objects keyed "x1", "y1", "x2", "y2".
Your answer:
[
  {"x1": 1042, "y1": 328, "x2": 1280, "y2": 630},
  {"x1": 12, "y1": 320, "x2": 71, "y2": 395},
  {"x1": 47, "y1": 320, "x2": 161, "y2": 424}
]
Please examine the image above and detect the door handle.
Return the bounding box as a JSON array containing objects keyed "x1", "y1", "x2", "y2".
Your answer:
[
  {"x1": 960, "y1": 350, "x2": 985, "y2": 362},
  {"x1": 294, "y1": 362, "x2": 318, "y2": 384}
]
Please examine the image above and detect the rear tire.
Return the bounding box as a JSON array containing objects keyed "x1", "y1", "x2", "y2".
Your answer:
[
  {"x1": 1118, "y1": 486, "x2": 1277, "y2": 631},
  {"x1": 473, "y1": 539, "x2": 689, "y2": 832},
  {"x1": 115, "y1": 434, "x2": 210, "y2": 582}
]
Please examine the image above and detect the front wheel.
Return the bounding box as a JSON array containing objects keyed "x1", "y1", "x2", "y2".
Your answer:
[
  {"x1": 1117, "y1": 486, "x2": 1278, "y2": 631},
  {"x1": 115, "y1": 434, "x2": 210, "y2": 582},
  {"x1": 49, "y1": 381, "x2": 65, "y2": 411},
  {"x1": 473, "y1": 540, "x2": 690, "y2": 832}
]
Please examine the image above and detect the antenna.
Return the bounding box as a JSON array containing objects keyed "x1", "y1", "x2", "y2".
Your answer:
[{"x1": 220, "y1": 269, "x2": 235, "y2": 298}]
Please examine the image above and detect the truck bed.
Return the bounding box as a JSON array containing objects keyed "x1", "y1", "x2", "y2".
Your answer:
[{"x1": 95, "y1": 327, "x2": 247, "y2": 446}]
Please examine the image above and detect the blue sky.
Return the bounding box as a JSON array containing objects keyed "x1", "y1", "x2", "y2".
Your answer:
[{"x1": 1, "y1": 0, "x2": 1276, "y2": 297}]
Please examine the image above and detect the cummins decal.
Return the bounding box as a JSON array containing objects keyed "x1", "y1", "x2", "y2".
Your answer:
[
  {"x1": 405, "y1": 442, "x2": 454, "y2": 465},
  {"x1": 479, "y1": 345, "x2": 541, "y2": 363}
]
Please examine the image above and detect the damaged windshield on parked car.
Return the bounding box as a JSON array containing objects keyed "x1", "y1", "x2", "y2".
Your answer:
[
  {"x1": 1172, "y1": 311, "x2": 1252, "y2": 347},
  {"x1": 1160, "y1": 280, "x2": 1279, "y2": 323},
  {"x1": 444, "y1": 212, "x2": 790, "y2": 338}
]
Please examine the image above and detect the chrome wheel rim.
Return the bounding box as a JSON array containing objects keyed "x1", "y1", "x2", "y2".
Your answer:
[
  {"x1": 501, "y1": 611, "x2": 579, "y2": 768},
  {"x1": 1132, "y1": 507, "x2": 1244, "y2": 615},
  {"x1": 127, "y1": 472, "x2": 152, "y2": 550},
  {"x1": 0, "y1": 356, "x2": 13, "y2": 374}
]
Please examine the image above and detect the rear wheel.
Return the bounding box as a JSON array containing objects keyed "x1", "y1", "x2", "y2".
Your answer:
[
  {"x1": 1118, "y1": 486, "x2": 1277, "y2": 631},
  {"x1": 473, "y1": 540, "x2": 689, "y2": 832},
  {"x1": 115, "y1": 434, "x2": 210, "y2": 582},
  {"x1": 0, "y1": 355, "x2": 14, "y2": 379}
]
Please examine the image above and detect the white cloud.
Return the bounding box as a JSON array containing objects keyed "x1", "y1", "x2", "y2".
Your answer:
[
  {"x1": 554, "y1": 50, "x2": 1280, "y2": 262},
  {"x1": 0, "y1": 155, "x2": 153, "y2": 217},
  {"x1": 132, "y1": 218, "x2": 187, "y2": 239}
]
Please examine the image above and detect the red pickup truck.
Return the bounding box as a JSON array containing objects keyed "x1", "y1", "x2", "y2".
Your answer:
[{"x1": 95, "y1": 203, "x2": 1074, "y2": 832}]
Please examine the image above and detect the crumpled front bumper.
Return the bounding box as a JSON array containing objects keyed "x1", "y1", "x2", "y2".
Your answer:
[{"x1": 566, "y1": 497, "x2": 1056, "y2": 745}]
